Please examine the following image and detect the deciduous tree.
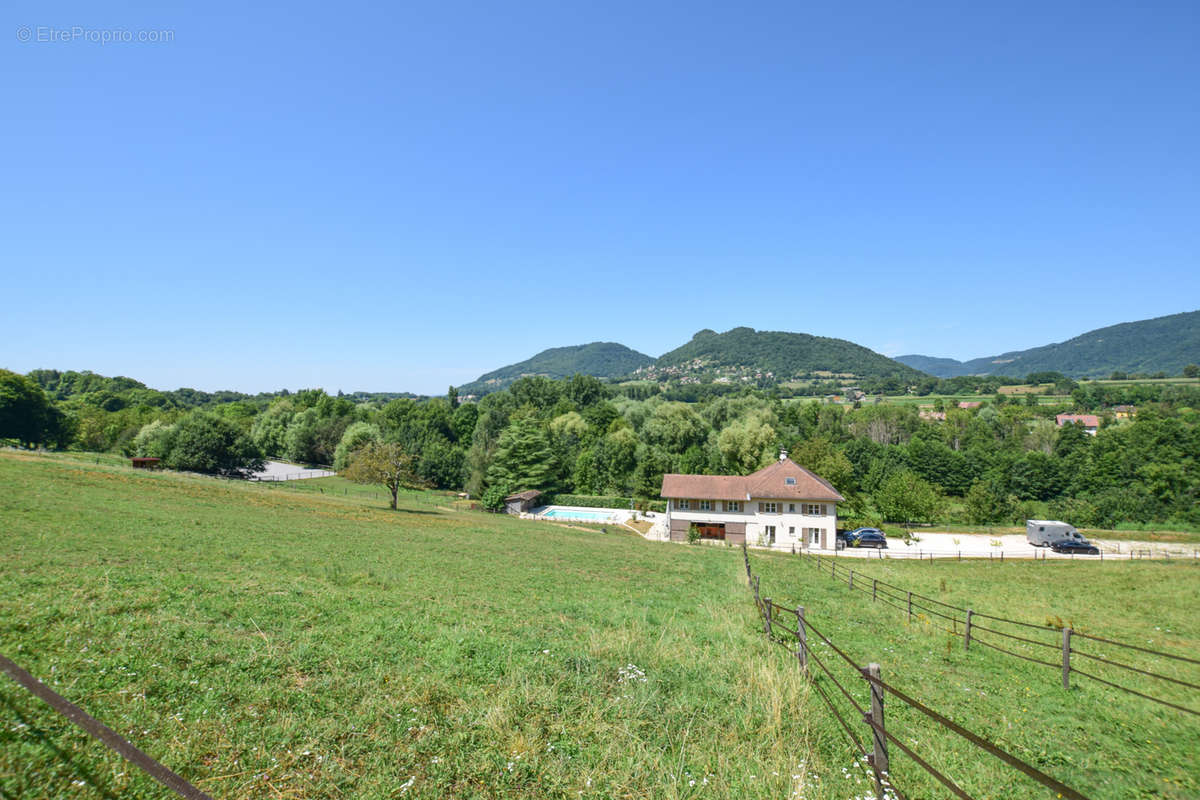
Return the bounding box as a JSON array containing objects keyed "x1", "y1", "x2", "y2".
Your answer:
[
  {"x1": 875, "y1": 470, "x2": 940, "y2": 531},
  {"x1": 343, "y1": 441, "x2": 424, "y2": 510}
]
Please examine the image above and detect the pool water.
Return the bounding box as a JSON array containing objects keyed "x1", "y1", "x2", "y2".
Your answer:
[{"x1": 542, "y1": 509, "x2": 616, "y2": 521}]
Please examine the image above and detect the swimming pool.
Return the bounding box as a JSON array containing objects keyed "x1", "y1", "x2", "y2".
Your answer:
[{"x1": 541, "y1": 509, "x2": 616, "y2": 521}]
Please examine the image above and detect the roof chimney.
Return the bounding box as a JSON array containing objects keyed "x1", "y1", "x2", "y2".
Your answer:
[{"x1": 779, "y1": 448, "x2": 788, "y2": 461}]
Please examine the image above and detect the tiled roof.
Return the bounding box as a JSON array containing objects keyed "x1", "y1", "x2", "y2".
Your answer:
[
  {"x1": 1056, "y1": 414, "x2": 1100, "y2": 427},
  {"x1": 504, "y1": 489, "x2": 543, "y2": 502},
  {"x1": 660, "y1": 458, "x2": 843, "y2": 502},
  {"x1": 659, "y1": 474, "x2": 750, "y2": 501}
]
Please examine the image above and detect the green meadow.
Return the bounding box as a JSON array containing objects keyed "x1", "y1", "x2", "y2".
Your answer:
[{"x1": 1, "y1": 452, "x2": 1196, "y2": 799}]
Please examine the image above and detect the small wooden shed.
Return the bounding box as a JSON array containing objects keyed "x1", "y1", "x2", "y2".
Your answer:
[
  {"x1": 131, "y1": 457, "x2": 161, "y2": 469},
  {"x1": 504, "y1": 490, "x2": 542, "y2": 515}
]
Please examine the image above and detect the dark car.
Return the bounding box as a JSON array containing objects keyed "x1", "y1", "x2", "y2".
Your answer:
[
  {"x1": 843, "y1": 527, "x2": 889, "y2": 549},
  {"x1": 1050, "y1": 539, "x2": 1100, "y2": 555}
]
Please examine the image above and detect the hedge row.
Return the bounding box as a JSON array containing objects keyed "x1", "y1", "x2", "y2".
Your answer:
[{"x1": 544, "y1": 493, "x2": 666, "y2": 513}]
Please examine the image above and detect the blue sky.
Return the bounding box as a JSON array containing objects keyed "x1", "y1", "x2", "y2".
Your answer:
[{"x1": 3, "y1": 2, "x2": 1198, "y2": 394}]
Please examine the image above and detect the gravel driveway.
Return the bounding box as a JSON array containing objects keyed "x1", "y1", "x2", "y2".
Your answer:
[{"x1": 249, "y1": 460, "x2": 336, "y2": 481}]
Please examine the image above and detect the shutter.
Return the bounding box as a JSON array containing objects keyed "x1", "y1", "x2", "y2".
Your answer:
[{"x1": 757, "y1": 502, "x2": 763, "y2": 512}]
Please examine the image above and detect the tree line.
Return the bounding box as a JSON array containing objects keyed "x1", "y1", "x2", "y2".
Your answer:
[{"x1": 2, "y1": 368, "x2": 1198, "y2": 530}]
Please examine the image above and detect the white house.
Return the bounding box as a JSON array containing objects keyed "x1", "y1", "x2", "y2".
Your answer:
[{"x1": 660, "y1": 451, "x2": 843, "y2": 551}]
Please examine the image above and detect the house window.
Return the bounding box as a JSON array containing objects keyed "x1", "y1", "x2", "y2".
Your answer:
[
  {"x1": 764, "y1": 525, "x2": 776, "y2": 544},
  {"x1": 807, "y1": 527, "x2": 821, "y2": 545},
  {"x1": 788, "y1": 526, "x2": 795, "y2": 536},
  {"x1": 759, "y1": 502, "x2": 778, "y2": 514},
  {"x1": 786, "y1": 477, "x2": 796, "y2": 485},
  {"x1": 698, "y1": 500, "x2": 711, "y2": 511},
  {"x1": 726, "y1": 501, "x2": 740, "y2": 512},
  {"x1": 788, "y1": 503, "x2": 796, "y2": 513},
  {"x1": 678, "y1": 499, "x2": 690, "y2": 511},
  {"x1": 803, "y1": 503, "x2": 822, "y2": 515}
]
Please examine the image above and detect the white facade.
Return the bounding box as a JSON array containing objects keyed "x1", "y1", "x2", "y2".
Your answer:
[{"x1": 665, "y1": 497, "x2": 838, "y2": 551}]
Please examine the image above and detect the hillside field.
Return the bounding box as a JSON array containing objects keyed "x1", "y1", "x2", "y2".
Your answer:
[{"x1": 1, "y1": 452, "x2": 1197, "y2": 799}]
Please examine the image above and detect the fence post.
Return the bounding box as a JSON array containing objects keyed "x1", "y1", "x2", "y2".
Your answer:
[
  {"x1": 848, "y1": 570, "x2": 854, "y2": 591},
  {"x1": 907, "y1": 591, "x2": 912, "y2": 622},
  {"x1": 1062, "y1": 627, "x2": 1072, "y2": 689},
  {"x1": 872, "y1": 578, "x2": 877, "y2": 602},
  {"x1": 763, "y1": 598, "x2": 773, "y2": 638},
  {"x1": 796, "y1": 607, "x2": 807, "y2": 675},
  {"x1": 865, "y1": 663, "x2": 888, "y2": 798},
  {"x1": 964, "y1": 609, "x2": 973, "y2": 651}
]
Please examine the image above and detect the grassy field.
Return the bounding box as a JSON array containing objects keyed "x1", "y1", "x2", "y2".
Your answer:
[{"x1": 1, "y1": 452, "x2": 1197, "y2": 799}]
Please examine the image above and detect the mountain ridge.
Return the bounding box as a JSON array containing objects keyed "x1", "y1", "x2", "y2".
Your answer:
[
  {"x1": 457, "y1": 342, "x2": 654, "y2": 395},
  {"x1": 895, "y1": 309, "x2": 1200, "y2": 378},
  {"x1": 644, "y1": 327, "x2": 925, "y2": 384},
  {"x1": 459, "y1": 328, "x2": 927, "y2": 396}
]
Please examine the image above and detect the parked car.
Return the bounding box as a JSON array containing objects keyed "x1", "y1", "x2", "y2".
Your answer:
[
  {"x1": 1050, "y1": 539, "x2": 1100, "y2": 555},
  {"x1": 843, "y1": 527, "x2": 888, "y2": 549}
]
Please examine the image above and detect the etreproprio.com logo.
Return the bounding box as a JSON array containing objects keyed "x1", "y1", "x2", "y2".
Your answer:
[{"x1": 16, "y1": 26, "x2": 175, "y2": 44}]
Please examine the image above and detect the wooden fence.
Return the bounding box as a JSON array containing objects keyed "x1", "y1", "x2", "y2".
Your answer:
[
  {"x1": 744, "y1": 543, "x2": 1103, "y2": 799},
  {"x1": 802, "y1": 551, "x2": 1200, "y2": 716},
  {"x1": 0, "y1": 653, "x2": 212, "y2": 799}
]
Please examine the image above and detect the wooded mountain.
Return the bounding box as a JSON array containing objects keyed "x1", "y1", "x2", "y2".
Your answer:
[
  {"x1": 645, "y1": 327, "x2": 926, "y2": 384},
  {"x1": 457, "y1": 342, "x2": 654, "y2": 395},
  {"x1": 895, "y1": 310, "x2": 1200, "y2": 378}
]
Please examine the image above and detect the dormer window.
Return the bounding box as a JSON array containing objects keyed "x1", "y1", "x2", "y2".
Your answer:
[{"x1": 785, "y1": 477, "x2": 796, "y2": 485}]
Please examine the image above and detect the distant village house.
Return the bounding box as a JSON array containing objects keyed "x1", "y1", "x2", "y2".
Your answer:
[{"x1": 1055, "y1": 413, "x2": 1100, "y2": 435}]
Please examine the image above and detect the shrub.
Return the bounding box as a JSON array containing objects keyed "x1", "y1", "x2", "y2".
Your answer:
[
  {"x1": 131, "y1": 420, "x2": 177, "y2": 459},
  {"x1": 481, "y1": 485, "x2": 509, "y2": 513},
  {"x1": 164, "y1": 412, "x2": 263, "y2": 477},
  {"x1": 333, "y1": 422, "x2": 381, "y2": 470}
]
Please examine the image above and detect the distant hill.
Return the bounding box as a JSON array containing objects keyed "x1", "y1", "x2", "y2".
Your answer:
[
  {"x1": 646, "y1": 327, "x2": 927, "y2": 384},
  {"x1": 457, "y1": 342, "x2": 654, "y2": 396},
  {"x1": 889, "y1": 354, "x2": 968, "y2": 377},
  {"x1": 896, "y1": 310, "x2": 1200, "y2": 378}
]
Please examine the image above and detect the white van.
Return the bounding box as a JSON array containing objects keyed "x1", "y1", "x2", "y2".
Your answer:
[{"x1": 1026, "y1": 520, "x2": 1087, "y2": 547}]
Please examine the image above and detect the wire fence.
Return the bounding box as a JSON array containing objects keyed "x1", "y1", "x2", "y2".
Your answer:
[
  {"x1": 800, "y1": 551, "x2": 1200, "y2": 717},
  {"x1": 811, "y1": 544, "x2": 1200, "y2": 561},
  {"x1": 248, "y1": 471, "x2": 336, "y2": 482},
  {"x1": 742, "y1": 545, "x2": 1095, "y2": 800}
]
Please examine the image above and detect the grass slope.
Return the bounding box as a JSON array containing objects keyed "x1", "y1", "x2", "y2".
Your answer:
[{"x1": 1, "y1": 452, "x2": 1196, "y2": 799}]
